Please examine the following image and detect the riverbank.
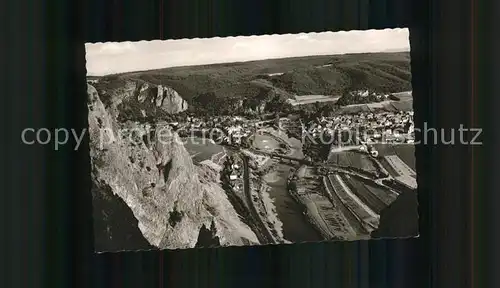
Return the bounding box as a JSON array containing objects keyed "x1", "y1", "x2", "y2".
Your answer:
[
  {"x1": 262, "y1": 164, "x2": 323, "y2": 242},
  {"x1": 247, "y1": 127, "x2": 323, "y2": 242}
]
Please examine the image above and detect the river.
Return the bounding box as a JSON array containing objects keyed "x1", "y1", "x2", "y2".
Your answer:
[
  {"x1": 256, "y1": 132, "x2": 323, "y2": 242},
  {"x1": 183, "y1": 136, "x2": 225, "y2": 164}
]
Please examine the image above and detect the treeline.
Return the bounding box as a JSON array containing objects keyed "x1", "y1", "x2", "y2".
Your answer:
[
  {"x1": 190, "y1": 90, "x2": 295, "y2": 117},
  {"x1": 335, "y1": 92, "x2": 383, "y2": 106},
  {"x1": 302, "y1": 133, "x2": 335, "y2": 163}
]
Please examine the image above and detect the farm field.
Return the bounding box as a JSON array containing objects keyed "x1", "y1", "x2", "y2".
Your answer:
[
  {"x1": 372, "y1": 143, "x2": 397, "y2": 156},
  {"x1": 328, "y1": 174, "x2": 378, "y2": 230},
  {"x1": 391, "y1": 91, "x2": 412, "y2": 100},
  {"x1": 380, "y1": 158, "x2": 399, "y2": 177},
  {"x1": 385, "y1": 155, "x2": 415, "y2": 176},
  {"x1": 328, "y1": 151, "x2": 378, "y2": 174},
  {"x1": 338, "y1": 98, "x2": 412, "y2": 114},
  {"x1": 390, "y1": 100, "x2": 413, "y2": 111},
  {"x1": 356, "y1": 177, "x2": 398, "y2": 206},
  {"x1": 371, "y1": 144, "x2": 415, "y2": 177},
  {"x1": 323, "y1": 175, "x2": 365, "y2": 235},
  {"x1": 340, "y1": 174, "x2": 386, "y2": 214},
  {"x1": 392, "y1": 144, "x2": 416, "y2": 171},
  {"x1": 288, "y1": 95, "x2": 340, "y2": 106}
]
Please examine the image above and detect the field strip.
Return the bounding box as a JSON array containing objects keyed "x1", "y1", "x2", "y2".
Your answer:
[
  {"x1": 360, "y1": 182, "x2": 396, "y2": 206},
  {"x1": 342, "y1": 174, "x2": 386, "y2": 214},
  {"x1": 384, "y1": 155, "x2": 416, "y2": 176},
  {"x1": 327, "y1": 175, "x2": 373, "y2": 232},
  {"x1": 321, "y1": 177, "x2": 357, "y2": 236},
  {"x1": 334, "y1": 174, "x2": 379, "y2": 220}
]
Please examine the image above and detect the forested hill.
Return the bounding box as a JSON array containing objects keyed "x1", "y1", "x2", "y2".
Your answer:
[{"x1": 92, "y1": 52, "x2": 411, "y2": 115}]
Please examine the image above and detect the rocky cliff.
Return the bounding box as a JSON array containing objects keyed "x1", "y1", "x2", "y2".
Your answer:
[
  {"x1": 88, "y1": 84, "x2": 259, "y2": 251},
  {"x1": 92, "y1": 79, "x2": 188, "y2": 122}
]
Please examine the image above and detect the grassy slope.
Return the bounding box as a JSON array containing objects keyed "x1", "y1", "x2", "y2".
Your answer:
[{"x1": 95, "y1": 52, "x2": 411, "y2": 105}]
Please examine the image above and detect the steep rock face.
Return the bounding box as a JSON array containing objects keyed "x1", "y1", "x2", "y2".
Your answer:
[
  {"x1": 94, "y1": 79, "x2": 188, "y2": 122},
  {"x1": 156, "y1": 84, "x2": 188, "y2": 114},
  {"x1": 91, "y1": 180, "x2": 155, "y2": 251},
  {"x1": 87, "y1": 84, "x2": 258, "y2": 251}
]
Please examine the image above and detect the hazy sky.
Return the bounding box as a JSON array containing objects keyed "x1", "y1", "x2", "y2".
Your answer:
[{"x1": 86, "y1": 28, "x2": 409, "y2": 76}]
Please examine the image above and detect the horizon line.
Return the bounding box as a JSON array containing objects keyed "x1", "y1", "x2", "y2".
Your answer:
[{"x1": 86, "y1": 49, "x2": 410, "y2": 78}]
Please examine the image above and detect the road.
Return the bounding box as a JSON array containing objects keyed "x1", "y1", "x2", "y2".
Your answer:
[
  {"x1": 248, "y1": 148, "x2": 313, "y2": 165},
  {"x1": 241, "y1": 154, "x2": 276, "y2": 244}
]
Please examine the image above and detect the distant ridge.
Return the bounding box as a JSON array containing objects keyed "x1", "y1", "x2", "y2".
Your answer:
[{"x1": 90, "y1": 52, "x2": 411, "y2": 114}]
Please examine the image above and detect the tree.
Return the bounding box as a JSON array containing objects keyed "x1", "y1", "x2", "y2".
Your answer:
[{"x1": 266, "y1": 94, "x2": 284, "y2": 113}]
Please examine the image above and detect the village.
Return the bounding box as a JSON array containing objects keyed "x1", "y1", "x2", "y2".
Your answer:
[
  {"x1": 303, "y1": 110, "x2": 415, "y2": 145},
  {"x1": 166, "y1": 101, "x2": 417, "y2": 243},
  {"x1": 164, "y1": 106, "x2": 414, "y2": 149}
]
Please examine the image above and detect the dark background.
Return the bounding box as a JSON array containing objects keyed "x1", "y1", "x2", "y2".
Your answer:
[{"x1": 1, "y1": 0, "x2": 492, "y2": 287}]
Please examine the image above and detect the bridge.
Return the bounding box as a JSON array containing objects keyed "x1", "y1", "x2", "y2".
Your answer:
[
  {"x1": 269, "y1": 153, "x2": 314, "y2": 165},
  {"x1": 328, "y1": 145, "x2": 364, "y2": 153},
  {"x1": 250, "y1": 149, "x2": 314, "y2": 165},
  {"x1": 250, "y1": 148, "x2": 404, "y2": 196}
]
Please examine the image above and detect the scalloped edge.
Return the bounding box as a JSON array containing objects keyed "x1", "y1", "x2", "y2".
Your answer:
[{"x1": 85, "y1": 27, "x2": 419, "y2": 254}]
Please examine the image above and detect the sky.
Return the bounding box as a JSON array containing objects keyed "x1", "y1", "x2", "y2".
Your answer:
[{"x1": 85, "y1": 28, "x2": 409, "y2": 76}]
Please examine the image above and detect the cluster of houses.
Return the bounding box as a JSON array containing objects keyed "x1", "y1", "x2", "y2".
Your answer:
[
  {"x1": 229, "y1": 162, "x2": 243, "y2": 180},
  {"x1": 228, "y1": 160, "x2": 245, "y2": 192},
  {"x1": 165, "y1": 103, "x2": 415, "y2": 149},
  {"x1": 347, "y1": 89, "x2": 389, "y2": 100},
  {"x1": 170, "y1": 115, "x2": 274, "y2": 145},
  {"x1": 303, "y1": 110, "x2": 415, "y2": 144}
]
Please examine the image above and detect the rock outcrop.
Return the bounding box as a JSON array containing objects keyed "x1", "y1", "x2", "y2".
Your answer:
[
  {"x1": 93, "y1": 79, "x2": 188, "y2": 122},
  {"x1": 88, "y1": 84, "x2": 259, "y2": 251},
  {"x1": 91, "y1": 180, "x2": 155, "y2": 252}
]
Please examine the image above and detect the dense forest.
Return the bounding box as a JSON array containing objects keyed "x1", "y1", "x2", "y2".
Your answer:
[{"x1": 95, "y1": 52, "x2": 411, "y2": 117}]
